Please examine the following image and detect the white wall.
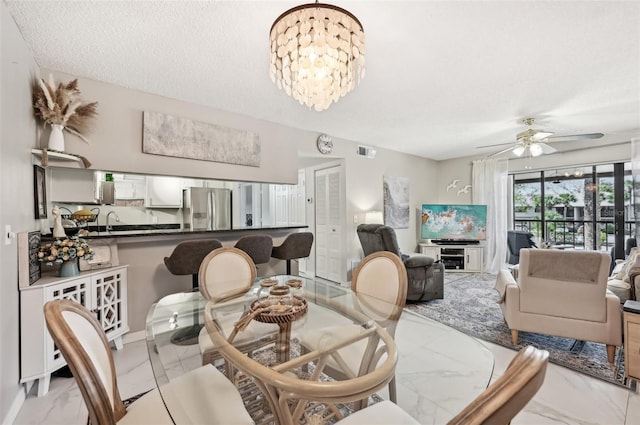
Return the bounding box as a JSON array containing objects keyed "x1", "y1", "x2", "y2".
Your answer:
[
  {"x1": 1, "y1": 2, "x2": 41, "y2": 422},
  {"x1": 42, "y1": 69, "x2": 301, "y2": 184}
]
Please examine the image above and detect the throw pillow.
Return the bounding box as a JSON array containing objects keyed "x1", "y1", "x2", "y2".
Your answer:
[
  {"x1": 615, "y1": 247, "x2": 640, "y2": 282},
  {"x1": 626, "y1": 250, "x2": 640, "y2": 283}
]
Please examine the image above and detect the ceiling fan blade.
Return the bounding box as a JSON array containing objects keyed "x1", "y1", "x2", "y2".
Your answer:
[
  {"x1": 531, "y1": 131, "x2": 554, "y2": 141},
  {"x1": 488, "y1": 146, "x2": 517, "y2": 158},
  {"x1": 477, "y1": 141, "x2": 514, "y2": 149},
  {"x1": 545, "y1": 133, "x2": 604, "y2": 143},
  {"x1": 538, "y1": 142, "x2": 557, "y2": 154}
]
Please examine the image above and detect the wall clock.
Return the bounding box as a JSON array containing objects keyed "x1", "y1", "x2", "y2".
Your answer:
[{"x1": 317, "y1": 134, "x2": 333, "y2": 154}]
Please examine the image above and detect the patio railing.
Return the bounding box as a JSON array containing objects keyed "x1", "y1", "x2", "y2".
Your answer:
[{"x1": 514, "y1": 218, "x2": 636, "y2": 251}]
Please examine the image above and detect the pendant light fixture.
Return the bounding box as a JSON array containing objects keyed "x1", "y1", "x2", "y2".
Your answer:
[{"x1": 269, "y1": 1, "x2": 365, "y2": 111}]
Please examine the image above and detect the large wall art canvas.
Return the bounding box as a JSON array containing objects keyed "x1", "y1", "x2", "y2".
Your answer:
[
  {"x1": 142, "y1": 111, "x2": 261, "y2": 167},
  {"x1": 383, "y1": 175, "x2": 410, "y2": 229}
]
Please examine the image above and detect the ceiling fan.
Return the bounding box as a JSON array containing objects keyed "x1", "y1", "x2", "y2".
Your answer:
[{"x1": 479, "y1": 118, "x2": 604, "y2": 158}]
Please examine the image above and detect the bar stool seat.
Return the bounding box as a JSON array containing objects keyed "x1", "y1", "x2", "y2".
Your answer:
[
  {"x1": 271, "y1": 232, "x2": 314, "y2": 275},
  {"x1": 164, "y1": 239, "x2": 223, "y2": 345},
  {"x1": 234, "y1": 235, "x2": 273, "y2": 275}
]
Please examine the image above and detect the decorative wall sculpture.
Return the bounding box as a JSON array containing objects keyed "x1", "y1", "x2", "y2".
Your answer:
[
  {"x1": 142, "y1": 111, "x2": 260, "y2": 167},
  {"x1": 383, "y1": 175, "x2": 410, "y2": 229}
]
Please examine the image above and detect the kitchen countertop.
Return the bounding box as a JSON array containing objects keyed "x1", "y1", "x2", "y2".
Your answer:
[{"x1": 41, "y1": 224, "x2": 308, "y2": 240}]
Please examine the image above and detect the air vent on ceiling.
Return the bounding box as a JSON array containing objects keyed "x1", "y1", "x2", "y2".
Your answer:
[{"x1": 357, "y1": 145, "x2": 376, "y2": 159}]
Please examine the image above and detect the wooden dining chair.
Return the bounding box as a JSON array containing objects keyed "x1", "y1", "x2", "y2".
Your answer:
[
  {"x1": 197, "y1": 247, "x2": 278, "y2": 366},
  {"x1": 340, "y1": 345, "x2": 549, "y2": 425},
  {"x1": 43, "y1": 299, "x2": 252, "y2": 425},
  {"x1": 300, "y1": 251, "x2": 407, "y2": 404}
]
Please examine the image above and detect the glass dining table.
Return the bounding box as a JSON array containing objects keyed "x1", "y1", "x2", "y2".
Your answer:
[{"x1": 145, "y1": 275, "x2": 495, "y2": 424}]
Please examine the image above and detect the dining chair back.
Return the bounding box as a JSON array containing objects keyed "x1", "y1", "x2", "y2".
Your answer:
[
  {"x1": 197, "y1": 247, "x2": 277, "y2": 366},
  {"x1": 43, "y1": 299, "x2": 253, "y2": 425},
  {"x1": 45, "y1": 299, "x2": 126, "y2": 424},
  {"x1": 340, "y1": 345, "x2": 548, "y2": 425},
  {"x1": 352, "y1": 251, "x2": 407, "y2": 332},
  {"x1": 300, "y1": 251, "x2": 407, "y2": 405},
  {"x1": 198, "y1": 247, "x2": 256, "y2": 303},
  {"x1": 447, "y1": 345, "x2": 549, "y2": 425}
]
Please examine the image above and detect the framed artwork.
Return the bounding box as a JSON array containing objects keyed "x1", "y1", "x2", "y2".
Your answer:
[
  {"x1": 142, "y1": 111, "x2": 261, "y2": 167},
  {"x1": 33, "y1": 165, "x2": 47, "y2": 219},
  {"x1": 383, "y1": 175, "x2": 410, "y2": 229}
]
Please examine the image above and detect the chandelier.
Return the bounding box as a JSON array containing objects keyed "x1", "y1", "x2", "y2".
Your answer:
[{"x1": 269, "y1": 2, "x2": 365, "y2": 111}]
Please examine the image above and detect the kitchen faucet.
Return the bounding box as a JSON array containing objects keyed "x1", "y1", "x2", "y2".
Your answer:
[{"x1": 106, "y1": 211, "x2": 120, "y2": 232}]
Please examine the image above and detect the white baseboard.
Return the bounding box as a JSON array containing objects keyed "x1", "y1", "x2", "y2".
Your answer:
[
  {"x1": 123, "y1": 330, "x2": 145, "y2": 344},
  {"x1": 2, "y1": 385, "x2": 26, "y2": 425}
]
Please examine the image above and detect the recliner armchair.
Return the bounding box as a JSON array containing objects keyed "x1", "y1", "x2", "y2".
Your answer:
[{"x1": 356, "y1": 224, "x2": 444, "y2": 301}]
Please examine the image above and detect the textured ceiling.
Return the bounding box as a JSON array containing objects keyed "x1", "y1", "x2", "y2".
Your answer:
[{"x1": 5, "y1": 0, "x2": 640, "y2": 160}]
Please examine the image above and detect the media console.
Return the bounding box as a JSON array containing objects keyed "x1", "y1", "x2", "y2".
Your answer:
[
  {"x1": 431, "y1": 239, "x2": 480, "y2": 245},
  {"x1": 418, "y1": 243, "x2": 483, "y2": 272}
]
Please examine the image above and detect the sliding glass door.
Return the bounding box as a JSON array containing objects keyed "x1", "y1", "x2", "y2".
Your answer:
[{"x1": 511, "y1": 162, "x2": 634, "y2": 257}]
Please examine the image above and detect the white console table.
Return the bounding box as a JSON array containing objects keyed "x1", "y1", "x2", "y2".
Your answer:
[
  {"x1": 19, "y1": 265, "x2": 129, "y2": 396},
  {"x1": 419, "y1": 243, "x2": 483, "y2": 272}
]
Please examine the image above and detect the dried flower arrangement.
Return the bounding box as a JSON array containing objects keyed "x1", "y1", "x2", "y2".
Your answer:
[{"x1": 33, "y1": 75, "x2": 98, "y2": 143}]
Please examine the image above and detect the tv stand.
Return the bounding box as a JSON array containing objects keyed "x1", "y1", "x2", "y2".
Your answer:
[
  {"x1": 432, "y1": 239, "x2": 479, "y2": 245},
  {"x1": 419, "y1": 243, "x2": 483, "y2": 272}
]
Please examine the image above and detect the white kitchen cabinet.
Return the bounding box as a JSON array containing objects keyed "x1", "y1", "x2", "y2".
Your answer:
[
  {"x1": 418, "y1": 243, "x2": 483, "y2": 272},
  {"x1": 20, "y1": 265, "x2": 129, "y2": 396},
  {"x1": 146, "y1": 176, "x2": 183, "y2": 208}
]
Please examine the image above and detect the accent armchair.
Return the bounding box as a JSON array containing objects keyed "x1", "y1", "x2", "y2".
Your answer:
[
  {"x1": 495, "y1": 248, "x2": 621, "y2": 363},
  {"x1": 356, "y1": 224, "x2": 444, "y2": 301},
  {"x1": 506, "y1": 230, "x2": 536, "y2": 264}
]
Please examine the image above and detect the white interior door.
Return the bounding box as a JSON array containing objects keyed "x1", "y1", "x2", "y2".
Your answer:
[{"x1": 315, "y1": 166, "x2": 344, "y2": 282}]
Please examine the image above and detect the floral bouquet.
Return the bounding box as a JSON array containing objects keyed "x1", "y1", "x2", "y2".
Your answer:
[
  {"x1": 38, "y1": 236, "x2": 94, "y2": 266},
  {"x1": 32, "y1": 74, "x2": 98, "y2": 143}
]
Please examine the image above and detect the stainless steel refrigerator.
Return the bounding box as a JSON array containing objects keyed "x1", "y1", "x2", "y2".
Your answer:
[{"x1": 183, "y1": 187, "x2": 232, "y2": 230}]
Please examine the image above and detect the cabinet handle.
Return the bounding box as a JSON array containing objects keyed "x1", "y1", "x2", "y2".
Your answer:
[{"x1": 467, "y1": 255, "x2": 469, "y2": 263}]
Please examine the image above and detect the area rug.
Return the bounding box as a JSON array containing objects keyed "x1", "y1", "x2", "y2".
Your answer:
[{"x1": 405, "y1": 273, "x2": 628, "y2": 388}]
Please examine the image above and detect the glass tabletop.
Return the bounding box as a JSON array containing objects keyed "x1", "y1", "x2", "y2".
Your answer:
[
  {"x1": 145, "y1": 275, "x2": 495, "y2": 424},
  {"x1": 146, "y1": 275, "x2": 400, "y2": 424}
]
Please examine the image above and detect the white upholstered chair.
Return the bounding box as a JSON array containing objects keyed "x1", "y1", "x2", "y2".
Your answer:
[
  {"x1": 495, "y1": 248, "x2": 621, "y2": 363},
  {"x1": 340, "y1": 346, "x2": 549, "y2": 425},
  {"x1": 197, "y1": 246, "x2": 277, "y2": 365},
  {"x1": 300, "y1": 251, "x2": 407, "y2": 403},
  {"x1": 43, "y1": 299, "x2": 252, "y2": 425}
]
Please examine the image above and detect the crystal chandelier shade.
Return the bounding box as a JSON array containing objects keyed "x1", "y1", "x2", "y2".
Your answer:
[{"x1": 269, "y1": 2, "x2": 365, "y2": 111}]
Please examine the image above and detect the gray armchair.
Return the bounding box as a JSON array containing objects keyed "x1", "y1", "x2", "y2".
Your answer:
[{"x1": 356, "y1": 224, "x2": 444, "y2": 301}]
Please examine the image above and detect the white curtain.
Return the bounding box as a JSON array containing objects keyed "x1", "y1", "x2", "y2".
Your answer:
[
  {"x1": 633, "y1": 138, "x2": 640, "y2": 241},
  {"x1": 472, "y1": 158, "x2": 509, "y2": 274}
]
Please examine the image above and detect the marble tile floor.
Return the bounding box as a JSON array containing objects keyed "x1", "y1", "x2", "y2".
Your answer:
[{"x1": 13, "y1": 325, "x2": 640, "y2": 424}]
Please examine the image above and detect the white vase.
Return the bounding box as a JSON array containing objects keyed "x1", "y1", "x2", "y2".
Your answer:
[{"x1": 48, "y1": 124, "x2": 65, "y2": 151}]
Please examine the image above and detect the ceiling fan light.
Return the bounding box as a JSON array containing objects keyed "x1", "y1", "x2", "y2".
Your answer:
[
  {"x1": 530, "y1": 143, "x2": 543, "y2": 157},
  {"x1": 512, "y1": 145, "x2": 525, "y2": 156}
]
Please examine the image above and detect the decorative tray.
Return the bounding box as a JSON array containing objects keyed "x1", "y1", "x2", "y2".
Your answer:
[{"x1": 249, "y1": 295, "x2": 308, "y2": 324}]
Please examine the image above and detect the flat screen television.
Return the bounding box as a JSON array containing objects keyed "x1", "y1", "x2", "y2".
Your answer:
[{"x1": 421, "y1": 204, "x2": 487, "y2": 242}]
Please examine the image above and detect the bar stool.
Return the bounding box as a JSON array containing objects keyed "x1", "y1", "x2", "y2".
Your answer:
[
  {"x1": 164, "y1": 239, "x2": 223, "y2": 345},
  {"x1": 234, "y1": 235, "x2": 273, "y2": 275},
  {"x1": 271, "y1": 232, "x2": 314, "y2": 275}
]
